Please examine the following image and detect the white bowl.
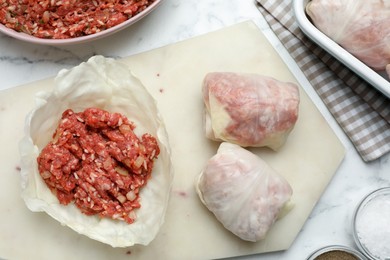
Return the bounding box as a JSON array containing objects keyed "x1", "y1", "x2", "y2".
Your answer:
[
  {"x1": 0, "y1": 0, "x2": 163, "y2": 46},
  {"x1": 293, "y1": 0, "x2": 390, "y2": 99},
  {"x1": 353, "y1": 187, "x2": 390, "y2": 260}
]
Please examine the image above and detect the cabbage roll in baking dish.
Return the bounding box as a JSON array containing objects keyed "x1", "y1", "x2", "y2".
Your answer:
[
  {"x1": 196, "y1": 142, "x2": 293, "y2": 242},
  {"x1": 306, "y1": 0, "x2": 390, "y2": 72},
  {"x1": 202, "y1": 72, "x2": 300, "y2": 150}
]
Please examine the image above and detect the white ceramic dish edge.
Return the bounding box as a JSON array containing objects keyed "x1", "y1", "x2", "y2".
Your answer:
[
  {"x1": 0, "y1": 0, "x2": 163, "y2": 46},
  {"x1": 293, "y1": 0, "x2": 390, "y2": 99}
]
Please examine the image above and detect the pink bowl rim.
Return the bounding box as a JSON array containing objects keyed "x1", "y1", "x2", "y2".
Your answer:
[{"x1": 0, "y1": 0, "x2": 163, "y2": 46}]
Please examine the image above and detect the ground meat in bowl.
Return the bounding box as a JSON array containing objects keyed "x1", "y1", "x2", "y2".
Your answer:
[{"x1": 0, "y1": 0, "x2": 156, "y2": 39}]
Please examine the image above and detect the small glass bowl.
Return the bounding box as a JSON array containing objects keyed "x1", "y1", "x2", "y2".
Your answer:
[
  {"x1": 353, "y1": 187, "x2": 390, "y2": 260},
  {"x1": 307, "y1": 245, "x2": 366, "y2": 260}
]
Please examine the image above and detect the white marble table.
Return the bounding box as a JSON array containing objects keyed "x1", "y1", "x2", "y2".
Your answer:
[{"x1": 0, "y1": 0, "x2": 389, "y2": 259}]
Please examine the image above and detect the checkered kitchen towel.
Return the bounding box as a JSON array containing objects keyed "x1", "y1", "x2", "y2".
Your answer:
[{"x1": 256, "y1": 0, "x2": 390, "y2": 162}]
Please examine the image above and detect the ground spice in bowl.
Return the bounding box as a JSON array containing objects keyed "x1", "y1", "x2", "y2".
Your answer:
[
  {"x1": 314, "y1": 250, "x2": 359, "y2": 260},
  {"x1": 307, "y1": 245, "x2": 366, "y2": 260}
]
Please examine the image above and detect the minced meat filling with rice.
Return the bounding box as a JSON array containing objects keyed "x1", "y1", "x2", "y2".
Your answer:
[
  {"x1": 0, "y1": 0, "x2": 155, "y2": 39},
  {"x1": 37, "y1": 108, "x2": 160, "y2": 224}
]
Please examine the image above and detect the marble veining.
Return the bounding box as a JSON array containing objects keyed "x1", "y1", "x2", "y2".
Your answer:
[{"x1": 0, "y1": 0, "x2": 389, "y2": 259}]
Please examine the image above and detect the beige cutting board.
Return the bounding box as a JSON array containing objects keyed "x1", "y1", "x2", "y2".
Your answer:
[{"x1": 0, "y1": 21, "x2": 345, "y2": 260}]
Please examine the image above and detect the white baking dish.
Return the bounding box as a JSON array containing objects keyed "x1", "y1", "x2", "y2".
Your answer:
[{"x1": 293, "y1": 0, "x2": 390, "y2": 99}]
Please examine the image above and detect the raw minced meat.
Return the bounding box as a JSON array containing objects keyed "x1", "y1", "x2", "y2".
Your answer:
[
  {"x1": 0, "y1": 0, "x2": 156, "y2": 39},
  {"x1": 37, "y1": 107, "x2": 160, "y2": 224}
]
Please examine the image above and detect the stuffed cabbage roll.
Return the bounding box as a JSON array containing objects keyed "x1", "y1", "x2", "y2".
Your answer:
[
  {"x1": 196, "y1": 142, "x2": 293, "y2": 242},
  {"x1": 202, "y1": 72, "x2": 300, "y2": 150},
  {"x1": 306, "y1": 0, "x2": 390, "y2": 72}
]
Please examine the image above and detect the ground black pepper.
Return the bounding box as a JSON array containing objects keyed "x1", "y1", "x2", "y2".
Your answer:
[{"x1": 314, "y1": 250, "x2": 358, "y2": 260}]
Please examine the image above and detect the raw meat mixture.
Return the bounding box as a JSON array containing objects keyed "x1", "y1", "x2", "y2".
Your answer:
[
  {"x1": 37, "y1": 108, "x2": 160, "y2": 224},
  {"x1": 0, "y1": 0, "x2": 155, "y2": 39}
]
